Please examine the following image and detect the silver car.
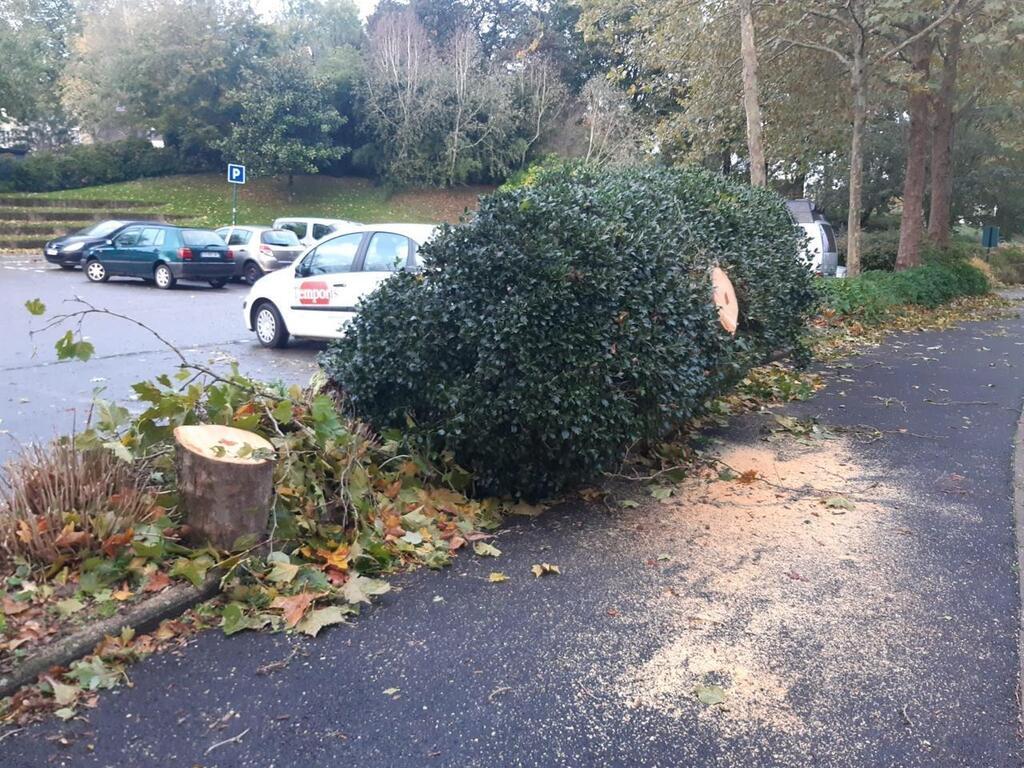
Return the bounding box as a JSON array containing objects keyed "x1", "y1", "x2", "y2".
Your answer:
[{"x1": 215, "y1": 226, "x2": 305, "y2": 284}]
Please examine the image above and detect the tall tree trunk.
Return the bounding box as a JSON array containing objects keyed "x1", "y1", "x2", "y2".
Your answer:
[
  {"x1": 739, "y1": 0, "x2": 766, "y2": 187},
  {"x1": 846, "y1": 22, "x2": 867, "y2": 278},
  {"x1": 927, "y1": 21, "x2": 961, "y2": 247},
  {"x1": 895, "y1": 35, "x2": 933, "y2": 271}
]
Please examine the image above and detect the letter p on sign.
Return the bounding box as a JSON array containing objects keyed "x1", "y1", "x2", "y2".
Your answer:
[{"x1": 227, "y1": 164, "x2": 246, "y2": 184}]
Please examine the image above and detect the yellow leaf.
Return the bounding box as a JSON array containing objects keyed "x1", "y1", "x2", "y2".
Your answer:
[
  {"x1": 316, "y1": 543, "x2": 350, "y2": 571},
  {"x1": 112, "y1": 589, "x2": 133, "y2": 602},
  {"x1": 487, "y1": 572, "x2": 508, "y2": 583},
  {"x1": 530, "y1": 563, "x2": 561, "y2": 577}
]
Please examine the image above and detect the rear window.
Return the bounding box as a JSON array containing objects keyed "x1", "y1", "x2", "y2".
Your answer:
[
  {"x1": 262, "y1": 229, "x2": 300, "y2": 246},
  {"x1": 182, "y1": 229, "x2": 224, "y2": 247}
]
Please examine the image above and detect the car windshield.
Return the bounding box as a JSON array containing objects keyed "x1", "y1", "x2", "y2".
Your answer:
[
  {"x1": 182, "y1": 229, "x2": 224, "y2": 247},
  {"x1": 78, "y1": 220, "x2": 126, "y2": 237},
  {"x1": 262, "y1": 229, "x2": 300, "y2": 246}
]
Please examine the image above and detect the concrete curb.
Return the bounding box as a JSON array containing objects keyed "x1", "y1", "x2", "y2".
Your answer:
[
  {"x1": 1013, "y1": 405, "x2": 1024, "y2": 729},
  {"x1": 0, "y1": 573, "x2": 219, "y2": 699}
]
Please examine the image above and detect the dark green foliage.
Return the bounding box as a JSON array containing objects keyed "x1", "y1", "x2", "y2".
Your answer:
[
  {"x1": 839, "y1": 229, "x2": 985, "y2": 273},
  {"x1": 0, "y1": 139, "x2": 205, "y2": 193},
  {"x1": 321, "y1": 164, "x2": 817, "y2": 498},
  {"x1": 819, "y1": 261, "x2": 989, "y2": 322}
]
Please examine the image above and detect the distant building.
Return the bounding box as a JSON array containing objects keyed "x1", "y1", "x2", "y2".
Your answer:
[{"x1": 0, "y1": 109, "x2": 28, "y2": 158}]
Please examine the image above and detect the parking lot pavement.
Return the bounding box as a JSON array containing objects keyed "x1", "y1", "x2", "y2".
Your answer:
[{"x1": 0, "y1": 255, "x2": 319, "y2": 462}]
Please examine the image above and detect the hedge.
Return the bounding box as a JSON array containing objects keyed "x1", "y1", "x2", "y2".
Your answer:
[
  {"x1": 0, "y1": 139, "x2": 207, "y2": 193},
  {"x1": 819, "y1": 261, "x2": 989, "y2": 322},
  {"x1": 321, "y1": 164, "x2": 817, "y2": 498}
]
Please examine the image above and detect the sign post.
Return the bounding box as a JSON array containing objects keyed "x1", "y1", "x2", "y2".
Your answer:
[
  {"x1": 982, "y1": 225, "x2": 999, "y2": 260},
  {"x1": 227, "y1": 164, "x2": 246, "y2": 226}
]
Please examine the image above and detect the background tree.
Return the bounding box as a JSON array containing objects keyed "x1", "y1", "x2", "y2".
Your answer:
[{"x1": 218, "y1": 53, "x2": 347, "y2": 187}]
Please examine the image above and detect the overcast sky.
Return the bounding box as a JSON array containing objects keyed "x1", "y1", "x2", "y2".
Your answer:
[{"x1": 252, "y1": 0, "x2": 380, "y2": 21}]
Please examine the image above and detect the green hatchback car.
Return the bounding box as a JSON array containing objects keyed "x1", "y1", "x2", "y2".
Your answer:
[{"x1": 83, "y1": 224, "x2": 235, "y2": 289}]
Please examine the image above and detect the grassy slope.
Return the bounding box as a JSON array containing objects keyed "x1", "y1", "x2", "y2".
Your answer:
[{"x1": 19, "y1": 174, "x2": 493, "y2": 228}]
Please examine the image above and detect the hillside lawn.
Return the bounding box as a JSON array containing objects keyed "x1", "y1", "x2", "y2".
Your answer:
[{"x1": 16, "y1": 173, "x2": 494, "y2": 228}]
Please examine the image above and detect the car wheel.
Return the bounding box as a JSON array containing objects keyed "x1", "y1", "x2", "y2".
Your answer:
[
  {"x1": 209, "y1": 278, "x2": 228, "y2": 288},
  {"x1": 85, "y1": 259, "x2": 108, "y2": 282},
  {"x1": 254, "y1": 302, "x2": 289, "y2": 348},
  {"x1": 154, "y1": 263, "x2": 176, "y2": 289},
  {"x1": 243, "y1": 261, "x2": 263, "y2": 285}
]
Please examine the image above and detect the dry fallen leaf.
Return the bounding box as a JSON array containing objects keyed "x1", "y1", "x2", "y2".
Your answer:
[
  {"x1": 271, "y1": 592, "x2": 316, "y2": 628},
  {"x1": 487, "y1": 572, "x2": 509, "y2": 583},
  {"x1": 143, "y1": 571, "x2": 172, "y2": 593},
  {"x1": 530, "y1": 563, "x2": 561, "y2": 577}
]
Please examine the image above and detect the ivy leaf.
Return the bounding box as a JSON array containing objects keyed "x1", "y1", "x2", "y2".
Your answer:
[
  {"x1": 221, "y1": 602, "x2": 271, "y2": 636},
  {"x1": 67, "y1": 657, "x2": 120, "y2": 691},
  {"x1": 696, "y1": 684, "x2": 727, "y2": 706},
  {"x1": 825, "y1": 496, "x2": 856, "y2": 512},
  {"x1": 296, "y1": 605, "x2": 351, "y2": 637},
  {"x1": 268, "y1": 561, "x2": 300, "y2": 584},
  {"x1": 56, "y1": 598, "x2": 85, "y2": 618},
  {"x1": 473, "y1": 542, "x2": 501, "y2": 558},
  {"x1": 46, "y1": 676, "x2": 80, "y2": 707},
  {"x1": 24, "y1": 298, "x2": 46, "y2": 316},
  {"x1": 169, "y1": 556, "x2": 211, "y2": 588},
  {"x1": 342, "y1": 575, "x2": 391, "y2": 605}
]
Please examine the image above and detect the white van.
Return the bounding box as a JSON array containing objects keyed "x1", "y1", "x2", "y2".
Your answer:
[
  {"x1": 272, "y1": 217, "x2": 361, "y2": 248},
  {"x1": 786, "y1": 200, "x2": 839, "y2": 277}
]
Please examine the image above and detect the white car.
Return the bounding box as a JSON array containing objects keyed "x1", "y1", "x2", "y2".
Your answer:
[
  {"x1": 785, "y1": 199, "x2": 839, "y2": 277},
  {"x1": 243, "y1": 223, "x2": 438, "y2": 347},
  {"x1": 272, "y1": 217, "x2": 361, "y2": 248}
]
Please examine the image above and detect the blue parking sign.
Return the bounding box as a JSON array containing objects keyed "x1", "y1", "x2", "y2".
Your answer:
[{"x1": 227, "y1": 164, "x2": 246, "y2": 184}]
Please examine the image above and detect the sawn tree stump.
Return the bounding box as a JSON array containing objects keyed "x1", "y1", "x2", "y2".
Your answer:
[{"x1": 174, "y1": 425, "x2": 276, "y2": 550}]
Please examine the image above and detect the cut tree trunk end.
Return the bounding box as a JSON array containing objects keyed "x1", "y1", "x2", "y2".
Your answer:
[{"x1": 174, "y1": 425, "x2": 276, "y2": 551}]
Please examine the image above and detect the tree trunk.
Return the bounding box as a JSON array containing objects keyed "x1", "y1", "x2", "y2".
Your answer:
[
  {"x1": 927, "y1": 21, "x2": 961, "y2": 247},
  {"x1": 174, "y1": 425, "x2": 276, "y2": 551},
  {"x1": 895, "y1": 35, "x2": 933, "y2": 271},
  {"x1": 739, "y1": 0, "x2": 766, "y2": 187},
  {"x1": 846, "y1": 25, "x2": 867, "y2": 278}
]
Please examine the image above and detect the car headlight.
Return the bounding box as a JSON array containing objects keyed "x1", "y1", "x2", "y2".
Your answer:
[{"x1": 61, "y1": 241, "x2": 85, "y2": 253}]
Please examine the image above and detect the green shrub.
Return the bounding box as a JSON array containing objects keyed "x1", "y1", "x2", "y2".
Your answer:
[
  {"x1": 321, "y1": 164, "x2": 817, "y2": 498},
  {"x1": 4, "y1": 139, "x2": 207, "y2": 193},
  {"x1": 820, "y1": 261, "x2": 989, "y2": 322},
  {"x1": 988, "y1": 244, "x2": 1024, "y2": 284}
]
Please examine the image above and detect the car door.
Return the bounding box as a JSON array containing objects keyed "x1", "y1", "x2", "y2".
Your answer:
[
  {"x1": 103, "y1": 225, "x2": 144, "y2": 276},
  {"x1": 125, "y1": 226, "x2": 165, "y2": 276},
  {"x1": 346, "y1": 230, "x2": 414, "y2": 305},
  {"x1": 288, "y1": 232, "x2": 366, "y2": 338}
]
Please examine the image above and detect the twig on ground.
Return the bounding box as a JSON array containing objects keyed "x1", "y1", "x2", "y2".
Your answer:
[
  {"x1": 0, "y1": 728, "x2": 25, "y2": 744},
  {"x1": 205, "y1": 727, "x2": 251, "y2": 756},
  {"x1": 901, "y1": 703, "x2": 914, "y2": 729},
  {"x1": 488, "y1": 686, "x2": 512, "y2": 702}
]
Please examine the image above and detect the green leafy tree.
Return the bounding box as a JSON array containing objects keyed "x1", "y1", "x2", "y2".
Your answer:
[{"x1": 219, "y1": 53, "x2": 348, "y2": 186}]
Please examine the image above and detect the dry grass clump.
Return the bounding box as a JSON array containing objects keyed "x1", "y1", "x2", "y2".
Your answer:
[{"x1": 0, "y1": 441, "x2": 158, "y2": 567}]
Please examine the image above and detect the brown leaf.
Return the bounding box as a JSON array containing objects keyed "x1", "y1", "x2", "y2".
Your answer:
[
  {"x1": 737, "y1": 469, "x2": 759, "y2": 485},
  {"x1": 3, "y1": 596, "x2": 30, "y2": 616},
  {"x1": 101, "y1": 529, "x2": 134, "y2": 558},
  {"x1": 142, "y1": 571, "x2": 172, "y2": 593},
  {"x1": 54, "y1": 525, "x2": 91, "y2": 550},
  {"x1": 271, "y1": 592, "x2": 316, "y2": 628}
]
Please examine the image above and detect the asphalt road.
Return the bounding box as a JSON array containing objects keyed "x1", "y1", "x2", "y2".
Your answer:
[
  {"x1": 0, "y1": 255, "x2": 319, "y2": 462},
  {"x1": 2, "y1": 268, "x2": 1023, "y2": 766}
]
